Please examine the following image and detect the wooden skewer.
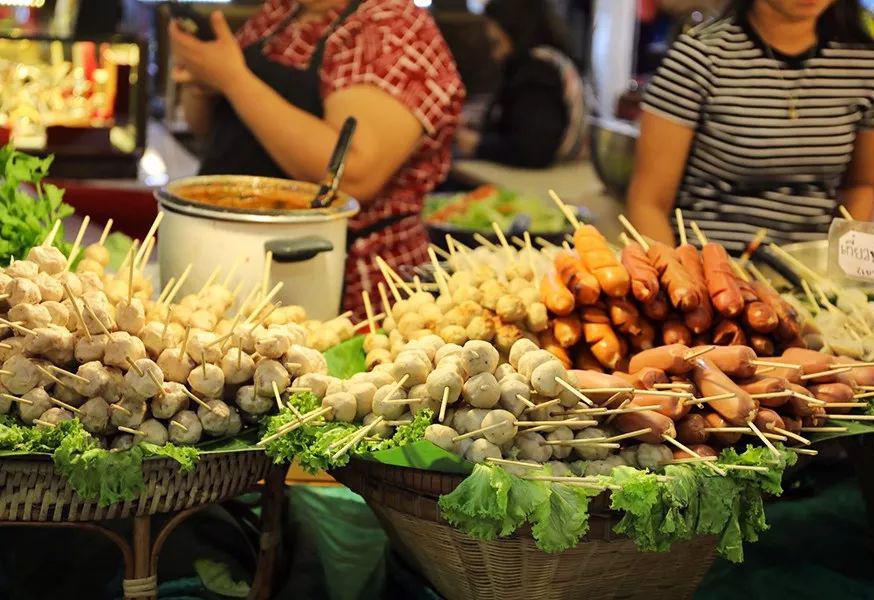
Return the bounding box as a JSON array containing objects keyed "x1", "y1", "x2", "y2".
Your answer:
[
  {"x1": 747, "y1": 419, "x2": 781, "y2": 457},
  {"x1": 156, "y1": 277, "x2": 177, "y2": 306},
  {"x1": 438, "y1": 386, "x2": 450, "y2": 422},
  {"x1": 33, "y1": 419, "x2": 56, "y2": 428},
  {"x1": 578, "y1": 386, "x2": 634, "y2": 394},
  {"x1": 353, "y1": 313, "x2": 385, "y2": 332},
  {"x1": 36, "y1": 365, "x2": 70, "y2": 389},
  {"x1": 375, "y1": 256, "x2": 414, "y2": 295},
  {"x1": 0, "y1": 393, "x2": 32, "y2": 405},
  {"x1": 426, "y1": 248, "x2": 451, "y2": 298},
  {"x1": 835, "y1": 361, "x2": 874, "y2": 368},
  {"x1": 524, "y1": 398, "x2": 562, "y2": 413},
  {"x1": 110, "y1": 403, "x2": 132, "y2": 416},
  {"x1": 331, "y1": 416, "x2": 385, "y2": 461},
  {"x1": 170, "y1": 420, "x2": 188, "y2": 432},
  {"x1": 125, "y1": 356, "x2": 144, "y2": 377},
  {"x1": 515, "y1": 419, "x2": 598, "y2": 428},
  {"x1": 683, "y1": 392, "x2": 736, "y2": 406},
  {"x1": 146, "y1": 369, "x2": 165, "y2": 396},
  {"x1": 377, "y1": 282, "x2": 394, "y2": 320},
  {"x1": 47, "y1": 365, "x2": 89, "y2": 385},
  {"x1": 42, "y1": 219, "x2": 62, "y2": 246},
  {"x1": 617, "y1": 214, "x2": 650, "y2": 251},
  {"x1": 749, "y1": 391, "x2": 792, "y2": 400},
  {"x1": 380, "y1": 398, "x2": 426, "y2": 405},
  {"x1": 490, "y1": 222, "x2": 514, "y2": 262},
  {"x1": 554, "y1": 377, "x2": 594, "y2": 406},
  {"x1": 675, "y1": 208, "x2": 687, "y2": 246},
  {"x1": 670, "y1": 456, "x2": 718, "y2": 465},
  {"x1": 485, "y1": 457, "x2": 542, "y2": 469},
  {"x1": 769, "y1": 426, "x2": 811, "y2": 445},
  {"x1": 429, "y1": 244, "x2": 452, "y2": 262},
  {"x1": 588, "y1": 404, "x2": 661, "y2": 416},
  {"x1": 546, "y1": 440, "x2": 621, "y2": 449},
  {"x1": 604, "y1": 398, "x2": 631, "y2": 424},
  {"x1": 750, "y1": 359, "x2": 800, "y2": 370},
  {"x1": 198, "y1": 264, "x2": 223, "y2": 297},
  {"x1": 261, "y1": 250, "x2": 273, "y2": 297},
  {"x1": 839, "y1": 205, "x2": 854, "y2": 220},
  {"x1": 653, "y1": 382, "x2": 695, "y2": 390},
  {"x1": 515, "y1": 394, "x2": 536, "y2": 409},
  {"x1": 385, "y1": 420, "x2": 413, "y2": 426},
  {"x1": 534, "y1": 236, "x2": 556, "y2": 248},
  {"x1": 118, "y1": 426, "x2": 146, "y2": 437},
  {"x1": 271, "y1": 380, "x2": 286, "y2": 412},
  {"x1": 222, "y1": 257, "x2": 242, "y2": 288},
  {"x1": 633, "y1": 388, "x2": 693, "y2": 398},
  {"x1": 0, "y1": 370, "x2": 14, "y2": 378},
  {"x1": 472, "y1": 232, "x2": 499, "y2": 251},
  {"x1": 82, "y1": 302, "x2": 111, "y2": 336},
  {"x1": 180, "y1": 386, "x2": 220, "y2": 415},
  {"x1": 755, "y1": 366, "x2": 776, "y2": 375},
  {"x1": 257, "y1": 406, "x2": 334, "y2": 447},
  {"x1": 0, "y1": 343, "x2": 11, "y2": 350},
  {"x1": 0, "y1": 318, "x2": 36, "y2": 336},
  {"x1": 663, "y1": 435, "x2": 726, "y2": 476},
  {"x1": 548, "y1": 189, "x2": 581, "y2": 229},
  {"x1": 97, "y1": 218, "x2": 114, "y2": 247},
  {"x1": 792, "y1": 391, "x2": 827, "y2": 406},
  {"x1": 722, "y1": 464, "x2": 770, "y2": 473},
  {"x1": 768, "y1": 243, "x2": 831, "y2": 287},
  {"x1": 362, "y1": 291, "x2": 377, "y2": 334},
  {"x1": 853, "y1": 391, "x2": 874, "y2": 400},
  {"x1": 65, "y1": 215, "x2": 90, "y2": 269},
  {"x1": 789, "y1": 448, "x2": 819, "y2": 456},
  {"x1": 522, "y1": 476, "x2": 617, "y2": 490},
  {"x1": 800, "y1": 426, "x2": 847, "y2": 432},
  {"x1": 134, "y1": 211, "x2": 164, "y2": 267},
  {"x1": 164, "y1": 264, "x2": 193, "y2": 307},
  {"x1": 127, "y1": 239, "x2": 139, "y2": 304},
  {"x1": 244, "y1": 282, "x2": 284, "y2": 325},
  {"x1": 684, "y1": 345, "x2": 715, "y2": 361},
  {"x1": 137, "y1": 236, "x2": 156, "y2": 271},
  {"x1": 605, "y1": 428, "x2": 652, "y2": 442},
  {"x1": 825, "y1": 414, "x2": 874, "y2": 421},
  {"x1": 688, "y1": 221, "x2": 708, "y2": 246},
  {"x1": 828, "y1": 401, "x2": 870, "y2": 408},
  {"x1": 800, "y1": 366, "x2": 852, "y2": 381}
]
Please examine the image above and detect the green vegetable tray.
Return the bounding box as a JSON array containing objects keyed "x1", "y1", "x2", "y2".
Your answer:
[
  {"x1": 0, "y1": 445, "x2": 270, "y2": 522},
  {"x1": 333, "y1": 458, "x2": 716, "y2": 600}
]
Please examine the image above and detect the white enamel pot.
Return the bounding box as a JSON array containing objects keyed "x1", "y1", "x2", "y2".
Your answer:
[{"x1": 155, "y1": 175, "x2": 359, "y2": 321}]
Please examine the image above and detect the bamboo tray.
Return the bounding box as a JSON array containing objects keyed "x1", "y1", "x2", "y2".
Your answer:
[
  {"x1": 0, "y1": 449, "x2": 271, "y2": 522},
  {"x1": 333, "y1": 459, "x2": 716, "y2": 600}
]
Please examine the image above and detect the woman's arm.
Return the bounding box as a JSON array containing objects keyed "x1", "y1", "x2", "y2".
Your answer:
[
  {"x1": 838, "y1": 129, "x2": 874, "y2": 220},
  {"x1": 170, "y1": 12, "x2": 423, "y2": 203},
  {"x1": 626, "y1": 110, "x2": 696, "y2": 245},
  {"x1": 179, "y1": 84, "x2": 215, "y2": 137}
]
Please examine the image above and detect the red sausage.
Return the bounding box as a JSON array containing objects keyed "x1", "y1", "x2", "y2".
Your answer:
[
  {"x1": 703, "y1": 412, "x2": 742, "y2": 447},
  {"x1": 628, "y1": 317, "x2": 657, "y2": 351},
  {"x1": 691, "y1": 357, "x2": 758, "y2": 426},
  {"x1": 634, "y1": 391, "x2": 690, "y2": 421},
  {"x1": 647, "y1": 241, "x2": 701, "y2": 311},
  {"x1": 736, "y1": 376, "x2": 790, "y2": 408},
  {"x1": 662, "y1": 319, "x2": 693, "y2": 346},
  {"x1": 698, "y1": 345, "x2": 757, "y2": 379},
  {"x1": 614, "y1": 367, "x2": 670, "y2": 390},
  {"x1": 673, "y1": 444, "x2": 719, "y2": 460},
  {"x1": 641, "y1": 291, "x2": 671, "y2": 321},
  {"x1": 808, "y1": 382, "x2": 854, "y2": 414},
  {"x1": 712, "y1": 320, "x2": 747, "y2": 346},
  {"x1": 751, "y1": 281, "x2": 803, "y2": 343},
  {"x1": 677, "y1": 413, "x2": 709, "y2": 446},
  {"x1": 748, "y1": 334, "x2": 775, "y2": 358},
  {"x1": 629, "y1": 344, "x2": 692, "y2": 375},
  {"x1": 568, "y1": 370, "x2": 635, "y2": 405},
  {"x1": 675, "y1": 244, "x2": 715, "y2": 334},
  {"x1": 608, "y1": 297, "x2": 643, "y2": 336},
  {"x1": 744, "y1": 301, "x2": 779, "y2": 334},
  {"x1": 754, "y1": 408, "x2": 786, "y2": 433},
  {"x1": 612, "y1": 403, "x2": 676, "y2": 443},
  {"x1": 621, "y1": 242, "x2": 660, "y2": 303},
  {"x1": 702, "y1": 244, "x2": 744, "y2": 318},
  {"x1": 782, "y1": 348, "x2": 835, "y2": 375},
  {"x1": 785, "y1": 383, "x2": 816, "y2": 418}
]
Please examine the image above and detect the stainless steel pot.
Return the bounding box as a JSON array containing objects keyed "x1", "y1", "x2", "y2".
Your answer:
[{"x1": 155, "y1": 175, "x2": 359, "y2": 321}]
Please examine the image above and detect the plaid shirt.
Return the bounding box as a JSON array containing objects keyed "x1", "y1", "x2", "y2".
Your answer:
[{"x1": 238, "y1": 0, "x2": 464, "y2": 317}]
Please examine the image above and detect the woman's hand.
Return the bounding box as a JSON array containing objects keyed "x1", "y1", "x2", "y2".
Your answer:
[{"x1": 169, "y1": 11, "x2": 249, "y2": 95}]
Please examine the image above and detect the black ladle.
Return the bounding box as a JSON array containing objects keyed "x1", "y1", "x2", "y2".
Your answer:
[{"x1": 311, "y1": 117, "x2": 357, "y2": 209}]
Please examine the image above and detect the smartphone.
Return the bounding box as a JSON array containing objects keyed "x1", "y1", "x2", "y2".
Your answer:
[{"x1": 168, "y1": 3, "x2": 215, "y2": 41}]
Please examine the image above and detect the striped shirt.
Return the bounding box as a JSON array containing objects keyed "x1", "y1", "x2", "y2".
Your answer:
[{"x1": 643, "y1": 15, "x2": 874, "y2": 253}]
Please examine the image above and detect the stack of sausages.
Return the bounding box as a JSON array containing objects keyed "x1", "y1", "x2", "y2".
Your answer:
[{"x1": 538, "y1": 224, "x2": 804, "y2": 372}]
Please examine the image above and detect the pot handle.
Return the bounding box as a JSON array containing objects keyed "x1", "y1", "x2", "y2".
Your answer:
[{"x1": 266, "y1": 236, "x2": 334, "y2": 263}]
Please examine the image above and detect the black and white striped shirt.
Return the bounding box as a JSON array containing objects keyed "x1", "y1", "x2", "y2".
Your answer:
[{"x1": 643, "y1": 15, "x2": 874, "y2": 253}]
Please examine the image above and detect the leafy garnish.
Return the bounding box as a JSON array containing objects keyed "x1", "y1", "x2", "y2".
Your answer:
[
  {"x1": 323, "y1": 335, "x2": 367, "y2": 379},
  {"x1": 0, "y1": 146, "x2": 74, "y2": 263}
]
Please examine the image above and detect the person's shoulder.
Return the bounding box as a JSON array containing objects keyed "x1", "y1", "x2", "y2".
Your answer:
[
  {"x1": 674, "y1": 15, "x2": 745, "y2": 51},
  {"x1": 350, "y1": 0, "x2": 438, "y2": 32}
]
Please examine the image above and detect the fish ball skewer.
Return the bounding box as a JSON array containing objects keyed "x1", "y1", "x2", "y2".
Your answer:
[
  {"x1": 79, "y1": 397, "x2": 110, "y2": 434},
  {"x1": 188, "y1": 362, "x2": 225, "y2": 398},
  {"x1": 151, "y1": 382, "x2": 190, "y2": 419},
  {"x1": 168, "y1": 410, "x2": 203, "y2": 445},
  {"x1": 110, "y1": 397, "x2": 147, "y2": 428},
  {"x1": 197, "y1": 399, "x2": 231, "y2": 436},
  {"x1": 221, "y1": 347, "x2": 255, "y2": 385},
  {"x1": 157, "y1": 347, "x2": 195, "y2": 384},
  {"x1": 235, "y1": 385, "x2": 273, "y2": 416},
  {"x1": 18, "y1": 388, "x2": 52, "y2": 424},
  {"x1": 140, "y1": 418, "x2": 169, "y2": 445},
  {"x1": 124, "y1": 358, "x2": 164, "y2": 398},
  {"x1": 254, "y1": 360, "x2": 290, "y2": 398}
]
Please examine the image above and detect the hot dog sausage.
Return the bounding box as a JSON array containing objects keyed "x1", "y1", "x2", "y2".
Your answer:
[
  {"x1": 629, "y1": 344, "x2": 693, "y2": 375},
  {"x1": 538, "y1": 330, "x2": 572, "y2": 369},
  {"x1": 748, "y1": 334, "x2": 775, "y2": 358},
  {"x1": 712, "y1": 320, "x2": 747, "y2": 346},
  {"x1": 702, "y1": 244, "x2": 744, "y2": 318},
  {"x1": 736, "y1": 376, "x2": 790, "y2": 408},
  {"x1": 698, "y1": 345, "x2": 757, "y2": 379},
  {"x1": 553, "y1": 315, "x2": 582, "y2": 348},
  {"x1": 641, "y1": 291, "x2": 671, "y2": 321},
  {"x1": 691, "y1": 357, "x2": 758, "y2": 426},
  {"x1": 647, "y1": 241, "x2": 701, "y2": 311},
  {"x1": 568, "y1": 369, "x2": 635, "y2": 405},
  {"x1": 574, "y1": 347, "x2": 604, "y2": 372},
  {"x1": 573, "y1": 225, "x2": 630, "y2": 298},
  {"x1": 785, "y1": 383, "x2": 816, "y2": 418},
  {"x1": 782, "y1": 348, "x2": 836, "y2": 375},
  {"x1": 753, "y1": 408, "x2": 786, "y2": 433},
  {"x1": 554, "y1": 250, "x2": 601, "y2": 306},
  {"x1": 703, "y1": 412, "x2": 742, "y2": 447},
  {"x1": 628, "y1": 316, "x2": 657, "y2": 351},
  {"x1": 634, "y1": 391, "x2": 690, "y2": 421},
  {"x1": 759, "y1": 359, "x2": 803, "y2": 384},
  {"x1": 782, "y1": 415, "x2": 802, "y2": 434},
  {"x1": 662, "y1": 319, "x2": 693, "y2": 346},
  {"x1": 583, "y1": 322, "x2": 624, "y2": 370},
  {"x1": 751, "y1": 281, "x2": 803, "y2": 343},
  {"x1": 838, "y1": 357, "x2": 874, "y2": 386},
  {"x1": 808, "y1": 382, "x2": 854, "y2": 413},
  {"x1": 608, "y1": 297, "x2": 643, "y2": 336},
  {"x1": 613, "y1": 404, "x2": 676, "y2": 443},
  {"x1": 621, "y1": 242, "x2": 660, "y2": 303},
  {"x1": 677, "y1": 413, "x2": 709, "y2": 446},
  {"x1": 614, "y1": 367, "x2": 670, "y2": 390},
  {"x1": 673, "y1": 444, "x2": 719, "y2": 460},
  {"x1": 540, "y1": 271, "x2": 575, "y2": 316},
  {"x1": 675, "y1": 245, "x2": 714, "y2": 334},
  {"x1": 802, "y1": 405, "x2": 827, "y2": 427},
  {"x1": 744, "y1": 301, "x2": 779, "y2": 334}
]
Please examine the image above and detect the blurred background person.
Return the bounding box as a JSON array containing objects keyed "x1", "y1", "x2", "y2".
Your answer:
[{"x1": 454, "y1": 0, "x2": 586, "y2": 168}]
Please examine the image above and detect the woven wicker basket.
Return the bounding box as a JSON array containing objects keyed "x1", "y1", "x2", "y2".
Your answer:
[
  {"x1": 0, "y1": 450, "x2": 271, "y2": 522},
  {"x1": 333, "y1": 460, "x2": 716, "y2": 600}
]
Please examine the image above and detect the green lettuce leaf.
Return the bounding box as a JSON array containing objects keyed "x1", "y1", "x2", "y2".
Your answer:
[
  {"x1": 324, "y1": 335, "x2": 367, "y2": 379},
  {"x1": 438, "y1": 463, "x2": 509, "y2": 540},
  {"x1": 530, "y1": 479, "x2": 599, "y2": 552}
]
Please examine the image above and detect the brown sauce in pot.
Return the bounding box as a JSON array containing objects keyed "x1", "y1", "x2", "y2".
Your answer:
[{"x1": 173, "y1": 183, "x2": 315, "y2": 211}]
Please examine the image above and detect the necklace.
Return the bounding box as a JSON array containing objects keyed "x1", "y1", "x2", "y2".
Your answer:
[{"x1": 763, "y1": 43, "x2": 816, "y2": 120}]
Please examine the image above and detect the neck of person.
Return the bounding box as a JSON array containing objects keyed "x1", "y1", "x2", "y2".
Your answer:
[{"x1": 747, "y1": 2, "x2": 818, "y2": 55}]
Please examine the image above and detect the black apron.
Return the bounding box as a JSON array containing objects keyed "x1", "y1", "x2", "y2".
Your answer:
[{"x1": 199, "y1": 1, "x2": 362, "y2": 177}]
